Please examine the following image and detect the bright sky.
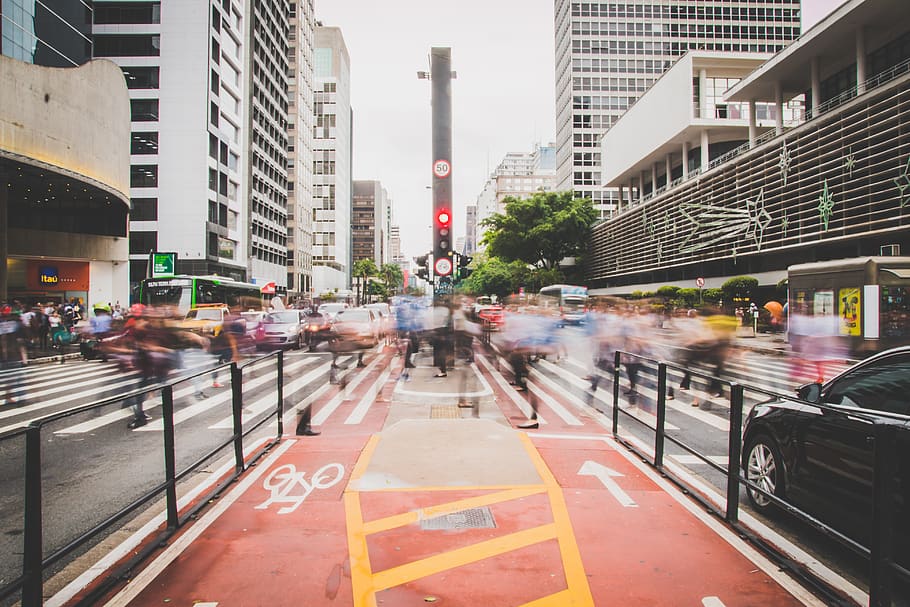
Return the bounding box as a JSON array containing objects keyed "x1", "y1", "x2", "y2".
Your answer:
[{"x1": 315, "y1": 0, "x2": 841, "y2": 260}]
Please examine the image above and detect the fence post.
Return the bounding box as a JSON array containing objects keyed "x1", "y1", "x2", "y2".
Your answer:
[
  {"x1": 161, "y1": 385, "x2": 179, "y2": 530},
  {"x1": 654, "y1": 363, "x2": 667, "y2": 469},
  {"x1": 276, "y1": 351, "x2": 284, "y2": 437},
  {"x1": 869, "y1": 422, "x2": 896, "y2": 607},
  {"x1": 726, "y1": 383, "x2": 744, "y2": 525},
  {"x1": 231, "y1": 363, "x2": 244, "y2": 473},
  {"x1": 22, "y1": 425, "x2": 43, "y2": 607},
  {"x1": 612, "y1": 350, "x2": 621, "y2": 434}
]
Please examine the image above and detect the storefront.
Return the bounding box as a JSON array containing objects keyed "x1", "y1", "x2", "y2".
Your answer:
[{"x1": 6, "y1": 259, "x2": 90, "y2": 307}]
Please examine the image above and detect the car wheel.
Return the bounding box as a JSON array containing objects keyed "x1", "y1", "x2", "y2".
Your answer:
[
  {"x1": 744, "y1": 434, "x2": 786, "y2": 513},
  {"x1": 294, "y1": 335, "x2": 302, "y2": 350}
]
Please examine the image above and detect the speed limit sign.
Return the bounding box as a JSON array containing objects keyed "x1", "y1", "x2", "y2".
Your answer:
[{"x1": 433, "y1": 159, "x2": 451, "y2": 178}]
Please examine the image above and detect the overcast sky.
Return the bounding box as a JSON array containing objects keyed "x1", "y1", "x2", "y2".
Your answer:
[{"x1": 315, "y1": 0, "x2": 840, "y2": 260}]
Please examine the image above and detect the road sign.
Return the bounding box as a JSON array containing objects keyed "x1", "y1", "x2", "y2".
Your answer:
[
  {"x1": 695, "y1": 277, "x2": 705, "y2": 288},
  {"x1": 433, "y1": 159, "x2": 451, "y2": 178},
  {"x1": 434, "y1": 257, "x2": 453, "y2": 276}
]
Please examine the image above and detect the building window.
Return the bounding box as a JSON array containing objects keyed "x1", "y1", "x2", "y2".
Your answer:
[
  {"x1": 130, "y1": 99, "x2": 159, "y2": 121},
  {"x1": 121, "y1": 66, "x2": 159, "y2": 89},
  {"x1": 129, "y1": 230, "x2": 157, "y2": 254},
  {"x1": 130, "y1": 132, "x2": 159, "y2": 155},
  {"x1": 130, "y1": 165, "x2": 158, "y2": 188},
  {"x1": 94, "y1": 34, "x2": 161, "y2": 57},
  {"x1": 130, "y1": 198, "x2": 158, "y2": 221},
  {"x1": 94, "y1": 2, "x2": 161, "y2": 24}
]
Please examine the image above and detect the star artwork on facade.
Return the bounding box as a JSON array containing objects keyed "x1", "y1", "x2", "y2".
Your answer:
[
  {"x1": 678, "y1": 188, "x2": 771, "y2": 254},
  {"x1": 781, "y1": 210, "x2": 789, "y2": 237},
  {"x1": 778, "y1": 140, "x2": 792, "y2": 187},
  {"x1": 817, "y1": 179, "x2": 835, "y2": 231},
  {"x1": 844, "y1": 146, "x2": 856, "y2": 178},
  {"x1": 894, "y1": 156, "x2": 910, "y2": 207}
]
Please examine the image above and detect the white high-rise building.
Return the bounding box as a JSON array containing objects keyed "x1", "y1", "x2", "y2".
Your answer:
[
  {"x1": 554, "y1": 0, "x2": 802, "y2": 218},
  {"x1": 287, "y1": 0, "x2": 316, "y2": 301},
  {"x1": 312, "y1": 25, "x2": 352, "y2": 295},
  {"x1": 92, "y1": 0, "x2": 289, "y2": 289},
  {"x1": 246, "y1": 0, "x2": 291, "y2": 292},
  {"x1": 474, "y1": 143, "x2": 557, "y2": 248}
]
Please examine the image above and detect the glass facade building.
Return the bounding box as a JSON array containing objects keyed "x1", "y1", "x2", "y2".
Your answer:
[
  {"x1": 1, "y1": 0, "x2": 92, "y2": 66},
  {"x1": 554, "y1": 0, "x2": 802, "y2": 218}
]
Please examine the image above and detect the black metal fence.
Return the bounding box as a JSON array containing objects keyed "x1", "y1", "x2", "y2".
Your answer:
[
  {"x1": 609, "y1": 350, "x2": 909, "y2": 607},
  {"x1": 1, "y1": 350, "x2": 286, "y2": 606}
]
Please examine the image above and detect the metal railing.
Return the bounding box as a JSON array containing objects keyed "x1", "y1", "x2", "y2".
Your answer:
[
  {"x1": 609, "y1": 350, "x2": 908, "y2": 607},
  {"x1": 4, "y1": 350, "x2": 286, "y2": 606}
]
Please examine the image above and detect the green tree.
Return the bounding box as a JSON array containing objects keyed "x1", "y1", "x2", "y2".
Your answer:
[
  {"x1": 463, "y1": 257, "x2": 517, "y2": 300},
  {"x1": 675, "y1": 288, "x2": 700, "y2": 308},
  {"x1": 379, "y1": 263, "x2": 404, "y2": 297},
  {"x1": 721, "y1": 275, "x2": 759, "y2": 308},
  {"x1": 480, "y1": 191, "x2": 597, "y2": 270},
  {"x1": 351, "y1": 258, "x2": 378, "y2": 306}
]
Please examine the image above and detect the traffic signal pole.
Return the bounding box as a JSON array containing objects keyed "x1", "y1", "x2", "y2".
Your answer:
[{"x1": 430, "y1": 47, "x2": 454, "y2": 301}]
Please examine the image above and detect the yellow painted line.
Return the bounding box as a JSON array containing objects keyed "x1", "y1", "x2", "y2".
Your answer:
[
  {"x1": 362, "y1": 483, "x2": 540, "y2": 492},
  {"x1": 362, "y1": 486, "x2": 547, "y2": 535},
  {"x1": 519, "y1": 433, "x2": 595, "y2": 607},
  {"x1": 349, "y1": 434, "x2": 381, "y2": 483},
  {"x1": 345, "y1": 491, "x2": 376, "y2": 607},
  {"x1": 520, "y1": 589, "x2": 574, "y2": 606},
  {"x1": 372, "y1": 523, "x2": 558, "y2": 592}
]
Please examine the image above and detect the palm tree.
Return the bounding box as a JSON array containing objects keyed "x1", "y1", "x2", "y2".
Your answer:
[
  {"x1": 379, "y1": 263, "x2": 404, "y2": 297},
  {"x1": 351, "y1": 258, "x2": 378, "y2": 306}
]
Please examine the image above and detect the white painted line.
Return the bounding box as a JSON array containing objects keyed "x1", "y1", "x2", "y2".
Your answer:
[
  {"x1": 702, "y1": 597, "x2": 726, "y2": 607},
  {"x1": 345, "y1": 367, "x2": 392, "y2": 425},
  {"x1": 670, "y1": 454, "x2": 729, "y2": 466},
  {"x1": 311, "y1": 354, "x2": 384, "y2": 426},
  {"x1": 48, "y1": 436, "x2": 272, "y2": 607},
  {"x1": 100, "y1": 439, "x2": 296, "y2": 607},
  {"x1": 527, "y1": 382, "x2": 583, "y2": 426},
  {"x1": 474, "y1": 353, "x2": 547, "y2": 425}
]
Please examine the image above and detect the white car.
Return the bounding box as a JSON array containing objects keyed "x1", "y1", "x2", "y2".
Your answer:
[{"x1": 317, "y1": 302, "x2": 348, "y2": 320}]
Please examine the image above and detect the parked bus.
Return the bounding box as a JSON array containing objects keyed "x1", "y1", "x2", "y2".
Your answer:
[
  {"x1": 138, "y1": 275, "x2": 264, "y2": 315},
  {"x1": 537, "y1": 284, "x2": 588, "y2": 326},
  {"x1": 788, "y1": 257, "x2": 910, "y2": 355}
]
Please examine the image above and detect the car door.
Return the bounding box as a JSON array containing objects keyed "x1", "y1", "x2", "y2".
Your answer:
[{"x1": 799, "y1": 353, "x2": 910, "y2": 540}]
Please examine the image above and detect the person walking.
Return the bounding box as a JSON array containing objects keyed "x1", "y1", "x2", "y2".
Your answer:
[{"x1": 124, "y1": 308, "x2": 178, "y2": 429}]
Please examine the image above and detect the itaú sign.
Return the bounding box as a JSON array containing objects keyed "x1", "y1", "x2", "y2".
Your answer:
[{"x1": 27, "y1": 260, "x2": 90, "y2": 291}]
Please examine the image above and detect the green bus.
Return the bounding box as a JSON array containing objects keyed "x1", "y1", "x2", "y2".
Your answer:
[{"x1": 138, "y1": 275, "x2": 264, "y2": 315}]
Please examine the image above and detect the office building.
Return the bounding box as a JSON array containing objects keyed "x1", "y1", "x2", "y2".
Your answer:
[
  {"x1": 352, "y1": 180, "x2": 391, "y2": 265},
  {"x1": 586, "y1": 0, "x2": 910, "y2": 331},
  {"x1": 464, "y1": 205, "x2": 477, "y2": 255},
  {"x1": 246, "y1": 0, "x2": 291, "y2": 293},
  {"x1": 554, "y1": 0, "x2": 801, "y2": 218},
  {"x1": 474, "y1": 143, "x2": 557, "y2": 248},
  {"x1": 286, "y1": 0, "x2": 316, "y2": 302},
  {"x1": 1, "y1": 2, "x2": 130, "y2": 308},
  {"x1": 312, "y1": 25, "x2": 352, "y2": 295}
]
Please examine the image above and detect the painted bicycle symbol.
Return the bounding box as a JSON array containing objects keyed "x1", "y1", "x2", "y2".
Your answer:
[{"x1": 255, "y1": 463, "x2": 345, "y2": 515}]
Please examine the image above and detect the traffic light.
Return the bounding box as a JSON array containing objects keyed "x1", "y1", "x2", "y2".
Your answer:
[
  {"x1": 415, "y1": 253, "x2": 429, "y2": 281},
  {"x1": 458, "y1": 254, "x2": 473, "y2": 280},
  {"x1": 433, "y1": 208, "x2": 453, "y2": 276}
]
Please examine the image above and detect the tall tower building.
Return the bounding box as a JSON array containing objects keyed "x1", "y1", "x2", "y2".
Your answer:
[
  {"x1": 286, "y1": 0, "x2": 316, "y2": 302},
  {"x1": 312, "y1": 25, "x2": 352, "y2": 295},
  {"x1": 246, "y1": 0, "x2": 291, "y2": 293},
  {"x1": 554, "y1": 0, "x2": 801, "y2": 218},
  {"x1": 352, "y1": 180, "x2": 390, "y2": 265},
  {"x1": 93, "y1": 0, "x2": 254, "y2": 287}
]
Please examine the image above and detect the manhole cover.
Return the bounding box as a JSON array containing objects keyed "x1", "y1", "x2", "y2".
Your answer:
[
  {"x1": 430, "y1": 405, "x2": 459, "y2": 419},
  {"x1": 421, "y1": 507, "x2": 497, "y2": 530}
]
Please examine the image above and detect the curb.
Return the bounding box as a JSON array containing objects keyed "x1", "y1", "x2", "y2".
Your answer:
[{"x1": 27, "y1": 352, "x2": 82, "y2": 365}]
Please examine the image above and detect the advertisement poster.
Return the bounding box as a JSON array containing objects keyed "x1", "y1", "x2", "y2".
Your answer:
[
  {"x1": 813, "y1": 290, "x2": 835, "y2": 316},
  {"x1": 839, "y1": 287, "x2": 861, "y2": 336}
]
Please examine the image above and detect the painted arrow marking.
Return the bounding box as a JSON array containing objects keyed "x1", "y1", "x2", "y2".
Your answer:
[{"x1": 578, "y1": 460, "x2": 637, "y2": 508}]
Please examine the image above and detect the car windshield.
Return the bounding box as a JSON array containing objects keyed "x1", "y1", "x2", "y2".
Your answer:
[
  {"x1": 336, "y1": 309, "x2": 370, "y2": 322},
  {"x1": 319, "y1": 304, "x2": 345, "y2": 315},
  {"x1": 265, "y1": 311, "x2": 299, "y2": 323},
  {"x1": 186, "y1": 309, "x2": 222, "y2": 321}
]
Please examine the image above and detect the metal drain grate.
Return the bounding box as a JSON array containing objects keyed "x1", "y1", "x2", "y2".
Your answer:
[
  {"x1": 430, "y1": 405, "x2": 459, "y2": 419},
  {"x1": 421, "y1": 507, "x2": 497, "y2": 530}
]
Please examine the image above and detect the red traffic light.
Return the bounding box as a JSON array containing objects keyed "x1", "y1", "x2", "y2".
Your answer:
[{"x1": 436, "y1": 209, "x2": 451, "y2": 226}]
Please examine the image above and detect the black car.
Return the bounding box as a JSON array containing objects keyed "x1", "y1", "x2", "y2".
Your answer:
[{"x1": 741, "y1": 346, "x2": 910, "y2": 560}]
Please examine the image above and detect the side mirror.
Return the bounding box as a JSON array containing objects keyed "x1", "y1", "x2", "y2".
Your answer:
[{"x1": 796, "y1": 383, "x2": 822, "y2": 403}]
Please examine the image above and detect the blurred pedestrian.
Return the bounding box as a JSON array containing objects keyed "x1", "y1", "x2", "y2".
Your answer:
[
  {"x1": 0, "y1": 304, "x2": 27, "y2": 405},
  {"x1": 124, "y1": 308, "x2": 178, "y2": 428}
]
